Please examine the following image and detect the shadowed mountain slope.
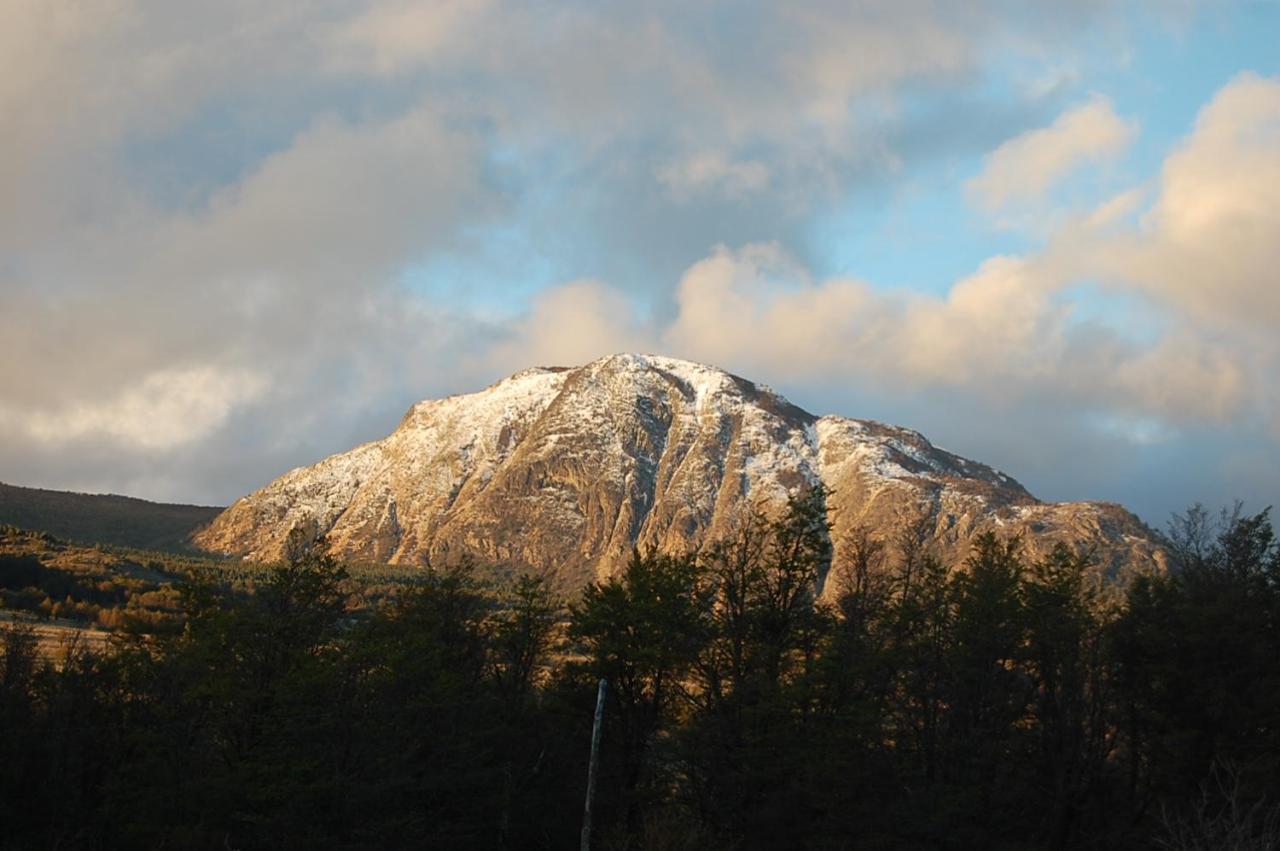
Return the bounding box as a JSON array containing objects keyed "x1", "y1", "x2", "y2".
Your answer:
[{"x1": 0, "y1": 481, "x2": 222, "y2": 552}]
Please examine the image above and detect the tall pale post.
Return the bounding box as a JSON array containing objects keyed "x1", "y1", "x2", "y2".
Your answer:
[{"x1": 581, "y1": 678, "x2": 607, "y2": 851}]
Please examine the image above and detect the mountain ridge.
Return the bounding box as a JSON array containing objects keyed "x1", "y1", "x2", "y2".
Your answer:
[{"x1": 194, "y1": 354, "x2": 1165, "y2": 590}]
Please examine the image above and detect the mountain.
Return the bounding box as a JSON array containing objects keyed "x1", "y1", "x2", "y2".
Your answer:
[
  {"x1": 194, "y1": 354, "x2": 1165, "y2": 591},
  {"x1": 0, "y1": 481, "x2": 223, "y2": 553}
]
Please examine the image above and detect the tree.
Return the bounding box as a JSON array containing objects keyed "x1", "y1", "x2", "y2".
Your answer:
[
  {"x1": 1023, "y1": 544, "x2": 1115, "y2": 849},
  {"x1": 936, "y1": 533, "x2": 1030, "y2": 844},
  {"x1": 490, "y1": 573, "x2": 560, "y2": 707},
  {"x1": 106, "y1": 530, "x2": 355, "y2": 848},
  {"x1": 568, "y1": 549, "x2": 711, "y2": 836},
  {"x1": 1112, "y1": 505, "x2": 1280, "y2": 840},
  {"x1": 684, "y1": 487, "x2": 835, "y2": 847}
]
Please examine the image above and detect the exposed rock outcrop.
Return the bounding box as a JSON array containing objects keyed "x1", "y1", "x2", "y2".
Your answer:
[{"x1": 194, "y1": 354, "x2": 1165, "y2": 591}]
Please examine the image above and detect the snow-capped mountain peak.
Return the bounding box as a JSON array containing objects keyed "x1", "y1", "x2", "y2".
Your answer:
[{"x1": 194, "y1": 354, "x2": 1163, "y2": 590}]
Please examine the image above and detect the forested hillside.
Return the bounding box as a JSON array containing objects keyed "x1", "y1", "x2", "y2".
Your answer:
[{"x1": 0, "y1": 482, "x2": 222, "y2": 552}]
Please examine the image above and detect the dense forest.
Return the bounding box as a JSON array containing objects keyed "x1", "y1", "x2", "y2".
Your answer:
[{"x1": 1, "y1": 493, "x2": 1278, "y2": 849}]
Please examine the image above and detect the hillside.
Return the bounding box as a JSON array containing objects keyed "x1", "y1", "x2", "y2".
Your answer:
[{"x1": 0, "y1": 481, "x2": 222, "y2": 552}]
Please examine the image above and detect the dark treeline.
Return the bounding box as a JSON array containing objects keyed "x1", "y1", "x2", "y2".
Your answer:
[{"x1": 2, "y1": 493, "x2": 1279, "y2": 849}]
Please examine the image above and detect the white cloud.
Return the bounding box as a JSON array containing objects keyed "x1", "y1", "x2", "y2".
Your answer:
[
  {"x1": 1114, "y1": 72, "x2": 1280, "y2": 333},
  {"x1": 327, "y1": 0, "x2": 494, "y2": 75},
  {"x1": 486, "y1": 281, "x2": 653, "y2": 372},
  {"x1": 967, "y1": 95, "x2": 1137, "y2": 212},
  {"x1": 0, "y1": 0, "x2": 341, "y2": 256},
  {"x1": 2, "y1": 367, "x2": 267, "y2": 451},
  {"x1": 173, "y1": 105, "x2": 485, "y2": 282},
  {"x1": 493, "y1": 240, "x2": 1245, "y2": 429},
  {"x1": 656, "y1": 152, "x2": 771, "y2": 200},
  {"x1": 780, "y1": 1, "x2": 980, "y2": 139},
  {"x1": 659, "y1": 244, "x2": 1069, "y2": 391},
  {"x1": 1081, "y1": 187, "x2": 1144, "y2": 229},
  {"x1": 1109, "y1": 333, "x2": 1248, "y2": 423}
]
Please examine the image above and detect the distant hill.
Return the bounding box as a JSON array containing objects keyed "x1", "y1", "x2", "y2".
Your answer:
[{"x1": 0, "y1": 482, "x2": 223, "y2": 552}]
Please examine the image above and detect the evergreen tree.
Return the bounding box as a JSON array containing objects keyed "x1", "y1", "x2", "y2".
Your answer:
[{"x1": 567, "y1": 548, "x2": 711, "y2": 837}]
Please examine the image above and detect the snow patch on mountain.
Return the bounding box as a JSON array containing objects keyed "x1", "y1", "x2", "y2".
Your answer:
[{"x1": 194, "y1": 354, "x2": 1164, "y2": 588}]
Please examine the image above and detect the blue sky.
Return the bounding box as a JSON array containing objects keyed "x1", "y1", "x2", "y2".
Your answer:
[{"x1": 1, "y1": 0, "x2": 1278, "y2": 528}]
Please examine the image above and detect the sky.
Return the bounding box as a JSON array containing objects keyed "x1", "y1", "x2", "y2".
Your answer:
[{"x1": 2, "y1": 1, "x2": 1279, "y2": 528}]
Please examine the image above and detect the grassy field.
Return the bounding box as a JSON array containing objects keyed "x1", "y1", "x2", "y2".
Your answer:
[
  {"x1": 0, "y1": 524, "x2": 436, "y2": 638},
  {"x1": 0, "y1": 610, "x2": 114, "y2": 662}
]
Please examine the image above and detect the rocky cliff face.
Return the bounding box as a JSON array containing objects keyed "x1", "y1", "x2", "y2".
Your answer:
[{"x1": 194, "y1": 354, "x2": 1165, "y2": 591}]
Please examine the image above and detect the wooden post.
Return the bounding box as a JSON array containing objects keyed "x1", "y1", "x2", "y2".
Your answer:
[{"x1": 581, "y1": 677, "x2": 607, "y2": 851}]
